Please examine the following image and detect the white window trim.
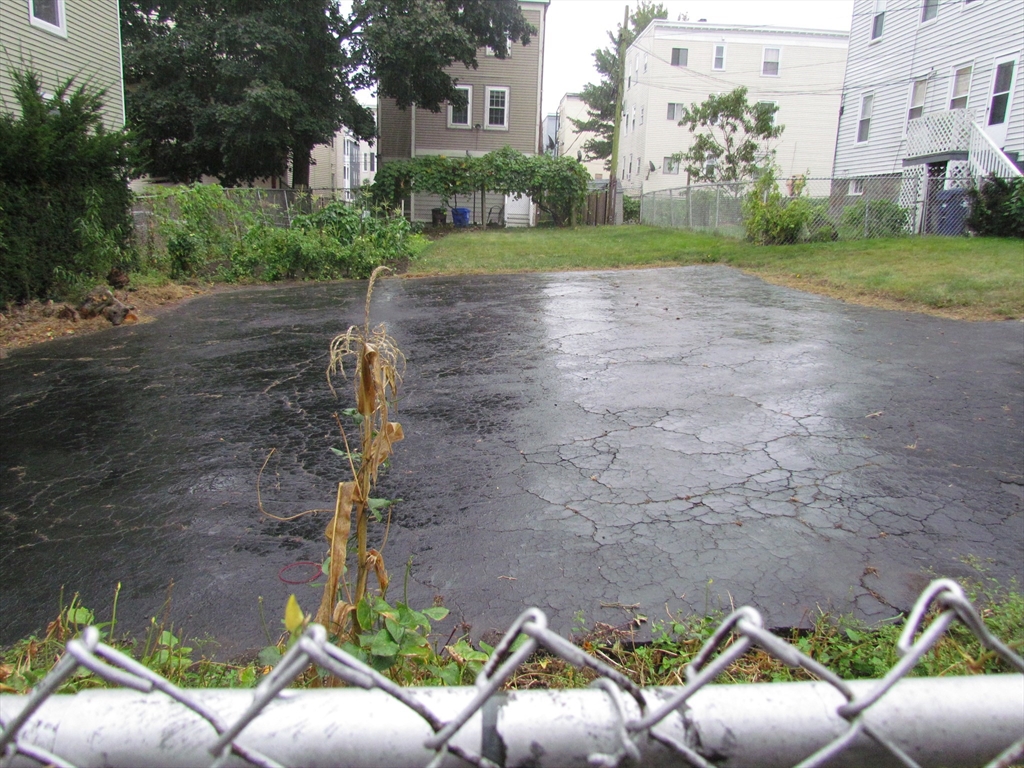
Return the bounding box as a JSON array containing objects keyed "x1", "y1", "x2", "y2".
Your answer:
[
  {"x1": 712, "y1": 44, "x2": 726, "y2": 71},
  {"x1": 671, "y1": 47, "x2": 688, "y2": 67},
  {"x1": 484, "y1": 86, "x2": 509, "y2": 130},
  {"x1": 27, "y1": 0, "x2": 67, "y2": 37},
  {"x1": 948, "y1": 62, "x2": 973, "y2": 110},
  {"x1": 761, "y1": 46, "x2": 781, "y2": 77},
  {"x1": 447, "y1": 85, "x2": 473, "y2": 129},
  {"x1": 905, "y1": 77, "x2": 927, "y2": 133},
  {"x1": 484, "y1": 37, "x2": 513, "y2": 57},
  {"x1": 663, "y1": 157, "x2": 680, "y2": 174},
  {"x1": 848, "y1": 179, "x2": 865, "y2": 196},
  {"x1": 855, "y1": 92, "x2": 874, "y2": 144},
  {"x1": 920, "y1": 0, "x2": 939, "y2": 23},
  {"x1": 870, "y1": 0, "x2": 886, "y2": 41},
  {"x1": 961, "y1": 0, "x2": 983, "y2": 8}
]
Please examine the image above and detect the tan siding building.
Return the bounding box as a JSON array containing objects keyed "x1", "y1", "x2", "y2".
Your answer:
[
  {"x1": 378, "y1": 0, "x2": 547, "y2": 225},
  {"x1": 0, "y1": 0, "x2": 125, "y2": 130}
]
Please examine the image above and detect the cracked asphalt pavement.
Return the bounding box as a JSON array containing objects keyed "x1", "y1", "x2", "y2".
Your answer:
[{"x1": 1, "y1": 266, "x2": 1021, "y2": 654}]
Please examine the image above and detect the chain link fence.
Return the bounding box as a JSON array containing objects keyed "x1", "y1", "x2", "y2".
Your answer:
[
  {"x1": 2, "y1": 579, "x2": 1022, "y2": 767},
  {"x1": 131, "y1": 188, "x2": 352, "y2": 253},
  {"x1": 637, "y1": 172, "x2": 993, "y2": 240}
]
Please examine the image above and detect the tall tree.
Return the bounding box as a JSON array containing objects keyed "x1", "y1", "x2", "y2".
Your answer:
[
  {"x1": 572, "y1": 1, "x2": 670, "y2": 169},
  {"x1": 672, "y1": 86, "x2": 783, "y2": 184},
  {"x1": 122, "y1": 0, "x2": 532, "y2": 186}
]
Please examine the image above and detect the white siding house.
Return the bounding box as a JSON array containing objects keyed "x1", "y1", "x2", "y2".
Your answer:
[
  {"x1": 618, "y1": 21, "x2": 849, "y2": 195},
  {"x1": 554, "y1": 92, "x2": 607, "y2": 180},
  {"x1": 832, "y1": 0, "x2": 1022, "y2": 228},
  {"x1": 308, "y1": 106, "x2": 377, "y2": 199}
]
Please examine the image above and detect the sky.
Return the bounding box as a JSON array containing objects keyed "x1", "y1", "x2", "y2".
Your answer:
[{"x1": 540, "y1": 0, "x2": 855, "y2": 116}]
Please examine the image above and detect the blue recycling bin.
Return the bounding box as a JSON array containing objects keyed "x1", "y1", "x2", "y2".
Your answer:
[{"x1": 451, "y1": 207, "x2": 471, "y2": 227}]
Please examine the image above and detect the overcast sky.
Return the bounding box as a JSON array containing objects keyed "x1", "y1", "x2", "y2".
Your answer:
[{"x1": 541, "y1": 0, "x2": 855, "y2": 116}]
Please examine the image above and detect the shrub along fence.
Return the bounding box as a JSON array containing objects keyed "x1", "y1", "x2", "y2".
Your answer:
[
  {"x1": 639, "y1": 174, "x2": 1017, "y2": 240},
  {"x1": 132, "y1": 186, "x2": 412, "y2": 282},
  {"x1": 0, "y1": 579, "x2": 1021, "y2": 767}
]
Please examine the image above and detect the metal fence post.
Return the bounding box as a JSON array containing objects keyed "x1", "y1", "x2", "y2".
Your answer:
[{"x1": 668, "y1": 188, "x2": 674, "y2": 228}]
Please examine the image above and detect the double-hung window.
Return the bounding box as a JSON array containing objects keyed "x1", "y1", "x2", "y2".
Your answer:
[
  {"x1": 762, "y1": 48, "x2": 780, "y2": 76},
  {"x1": 871, "y1": 0, "x2": 885, "y2": 40},
  {"x1": 921, "y1": 0, "x2": 938, "y2": 22},
  {"x1": 667, "y1": 103, "x2": 685, "y2": 120},
  {"x1": 663, "y1": 157, "x2": 680, "y2": 174},
  {"x1": 447, "y1": 85, "x2": 472, "y2": 128},
  {"x1": 485, "y1": 86, "x2": 509, "y2": 129},
  {"x1": 713, "y1": 45, "x2": 725, "y2": 71},
  {"x1": 29, "y1": 0, "x2": 66, "y2": 35},
  {"x1": 671, "y1": 48, "x2": 688, "y2": 67},
  {"x1": 949, "y1": 65, "x2": 972, "y2": 109},
  {"x1": 907, "y1": 78, "x2": 927, "y2": 123},
  {"x1": 856, "y1": 93, "x2": 873, "y2": 143}
]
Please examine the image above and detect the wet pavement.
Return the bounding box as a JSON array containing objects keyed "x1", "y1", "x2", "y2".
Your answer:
[{"x1": 1, "y1": 266, "x2": 1022, "y2": 655}]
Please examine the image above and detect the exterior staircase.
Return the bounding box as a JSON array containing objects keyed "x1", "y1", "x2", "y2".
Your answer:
[{"x1": 904, "y1": 109, "x2": 1022, "y2": 180}]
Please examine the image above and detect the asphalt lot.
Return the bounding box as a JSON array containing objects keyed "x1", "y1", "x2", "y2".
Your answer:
[{"x1": 2, "y1": 266, "x2": 1021, "y2": 654}]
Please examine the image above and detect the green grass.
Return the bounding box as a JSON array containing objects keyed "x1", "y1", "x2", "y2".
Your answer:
[
  {"x1": 2, "y1": 573, "x2": 1020, "y2": 693},
  {"x1": 407, "y1": 227, "x2": 1024, "y2": 319}
]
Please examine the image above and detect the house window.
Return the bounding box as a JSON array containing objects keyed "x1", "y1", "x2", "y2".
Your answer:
[
  {"x1": 363, "y1": 153, "x2": 368, "y2": 171},
  {"x1": 713, "y1": 45, "x2": 725, "y2": 70},
  {"x1": 28, "y1": 0, "x2": 66, "y2": 36},
  {"x1": 921, "y1": 0, "x2": 938, "y2": 22},
  {"x1": 671, "y1": 48, "x2": 688, "y2": 67},
  {"x1": 631, "y1": 106, "x2": 636, "y2": 132},
  {"x1": 663, "y1": 157, "x2": 680, "y2": 174},
  {"x1": 639, "y1": 107, "x2": 644, "y2": 125},
  {"x1": 370, "y1": 154, "x2": 376, "y2": 171},
  {"x1": 871, "y1": 0, "x2": 885, "y2": 39},
  {"x1": 484, "y1": 37, "x2": 513, "y2": 57},
  {"x1": 988, "y1": 60, "x2": 1015, "y2": 126},
  {"x1": 949, "y1": 65, "x2": 972, "y2": 109},
  {"x1": 447, "y1": 85, "x2": 472, "y2": 128},
  {"x1": 485, "y1": 86, "x2": 509, "y2": 129},
  {"x1": 856, "y1": 93, "x2": 873, "y2": 143},
  {"x1": 848, "y1": 179, "x2": 864, "y2": 195},
  {"x1": 667, "y1": 103, "x2": 685, "y2": 120},
  {"x1": 762, "y1": 48, "x2": 780, "y2": 76},
  {"x1": 908, "y1": 78, "x2": 927, "y2": 123},
  {"x1": 644, "y1": 54, "x2": 648, "y2": 72}
]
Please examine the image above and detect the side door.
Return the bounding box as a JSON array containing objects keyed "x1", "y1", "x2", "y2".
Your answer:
[{"x1": 983, "y1": 53, "x2": 1019, "y2": 148}]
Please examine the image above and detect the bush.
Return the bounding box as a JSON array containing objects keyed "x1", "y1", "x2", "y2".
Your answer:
[
  {"x1": 370, "y1": 148, "x2": 590, "y2": 227},
  {"x1": 146, "y1": 189, "x2": 412, "y2": 282},
  {"x1": 967, "y1": 175, "x2": 1024, "y2": 238},
  {"x1": 0, "y1": 70, "x2": 135, "y2": 303},
  {"x1": 743, "y1": 172, "x2": 811, "y2": 245},
  {"x1": 838, "y1": 199, "x2": 910, "y2": 239},
  {"x1": 623, "y1": 196, "x2": 640, "y2": 224}
]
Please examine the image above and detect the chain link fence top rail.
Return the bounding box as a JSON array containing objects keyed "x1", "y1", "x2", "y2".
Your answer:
[{"x1": 1, "y1": 579, "x2": 1021, "y2": 768}]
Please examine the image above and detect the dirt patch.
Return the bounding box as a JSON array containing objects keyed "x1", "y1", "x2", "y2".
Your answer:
[{"x1": 0, "y1": 282, "x2": 226, "y2": 357}]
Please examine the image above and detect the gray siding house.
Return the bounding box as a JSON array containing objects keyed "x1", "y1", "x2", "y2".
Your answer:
[
  {"x1": 0, "y1": 0, "x2": 125, "y2": 130},
  {"x1": 832, "y1": 0, "x2": 1022, "y2": 230},
  {"x1": 377, "y1": 0, "x2": 548, "y2": 226}
]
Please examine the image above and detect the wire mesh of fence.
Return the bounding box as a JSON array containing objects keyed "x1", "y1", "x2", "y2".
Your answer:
[
  {"x1": 637, "y1": 173, "x2": 999, "y2": 239},
  {"x1": 1, "y1": 578, "x2": 1021, "y2": 768}
]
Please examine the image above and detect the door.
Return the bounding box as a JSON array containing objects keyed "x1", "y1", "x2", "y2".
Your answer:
[{"x1": 984, "y1": 55, "x2": 1018, "y2": 147}]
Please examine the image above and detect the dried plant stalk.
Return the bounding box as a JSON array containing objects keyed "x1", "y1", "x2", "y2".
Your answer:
[{"x1": 315, "y1": 266, "x2": 405, "y2": 635}]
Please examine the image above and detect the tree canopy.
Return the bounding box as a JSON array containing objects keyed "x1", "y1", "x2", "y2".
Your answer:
[
  {"x1": 672, "y1": 87, "x2": 783, "y2": 184},
  {"x1": 572, "y1": 1, "x2": 669, "y2": 168},
  {"x1": 122, "y1": 0, "x2": 533, "y2": 186}
]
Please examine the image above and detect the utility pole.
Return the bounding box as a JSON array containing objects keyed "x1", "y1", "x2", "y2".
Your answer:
[{"x1": 608, "y1": 4, "x2": 628, "y2": 186}]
